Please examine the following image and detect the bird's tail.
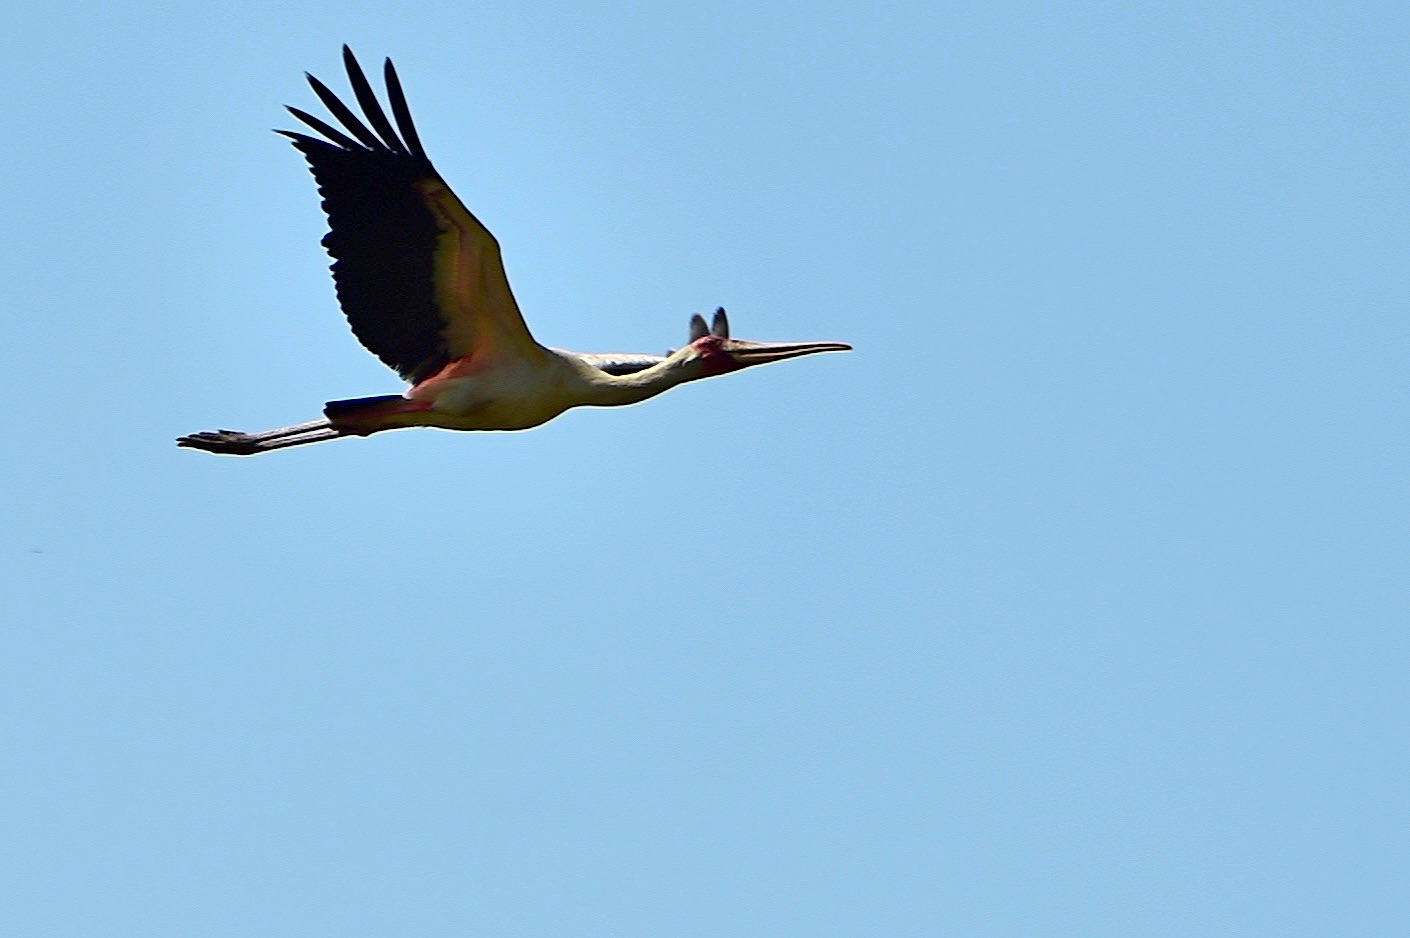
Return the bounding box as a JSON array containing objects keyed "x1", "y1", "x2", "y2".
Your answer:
[
  {"x1": 323, "y1": 394, "x2": 430, "y2": 430},
  {"x1": 323, "y1": 394, "x2": 412, "y2": 423}
]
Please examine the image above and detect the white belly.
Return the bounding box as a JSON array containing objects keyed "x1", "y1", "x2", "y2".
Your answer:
[{"x1": 409, "y1": 356, "x2": 578, "y2": 431}]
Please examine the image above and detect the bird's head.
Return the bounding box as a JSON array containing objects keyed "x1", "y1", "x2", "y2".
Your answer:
[{"x1": 677, "y1": 308, "x2": 851, "y2": 377}]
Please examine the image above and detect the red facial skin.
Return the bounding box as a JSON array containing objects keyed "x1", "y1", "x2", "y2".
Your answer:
[{"x1": 691, "y1": 335, "x2": 744, "y2": 376}]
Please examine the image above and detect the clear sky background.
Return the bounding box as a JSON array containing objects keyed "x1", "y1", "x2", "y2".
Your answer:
[{"x1": 2, "y1": 2, "x2": 1406, "y2": 935}]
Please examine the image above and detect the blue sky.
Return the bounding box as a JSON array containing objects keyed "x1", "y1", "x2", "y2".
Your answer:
[{"x1": 2, "y1": 2, "x2": 1406, "y2": 934}]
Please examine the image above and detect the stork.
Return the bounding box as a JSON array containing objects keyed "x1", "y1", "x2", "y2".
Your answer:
[{"x1": 177, "y1": 47, "x2": 850, "y2": 455}]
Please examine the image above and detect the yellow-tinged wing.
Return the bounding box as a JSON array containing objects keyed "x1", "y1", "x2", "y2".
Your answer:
[{"x1": 279, "y1": 46, "x2": 544, "y2": 384}]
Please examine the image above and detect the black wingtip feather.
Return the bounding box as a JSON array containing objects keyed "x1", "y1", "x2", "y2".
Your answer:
[
  {"x1": 342, "y1": 46, "x2": 405, "y2": 154},
  {"x1": 383, "y1": 58, "x2": 427, "y2": 160},
  {"x1": 711, "y1": 307, "x2": 730, "y2": 338},
  {"x1": 284, "y1": 106, "x2": 363, "y2": 151},
  {"x1": 306, "y1": 71, "x2": 385, "y2": 151}
]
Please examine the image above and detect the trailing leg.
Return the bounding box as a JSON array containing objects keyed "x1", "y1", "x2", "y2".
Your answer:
[
  {"x1": 177, "y1": 419, "x2": 348, "y2": 454},
  {"x1": 177, "y1": 394, "x2": 432, "y2": 455}
]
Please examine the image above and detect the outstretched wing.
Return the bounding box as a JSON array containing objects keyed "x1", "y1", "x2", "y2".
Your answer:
[{"x1": 280, "y1": 46, "x2": 544, "y2": 384}]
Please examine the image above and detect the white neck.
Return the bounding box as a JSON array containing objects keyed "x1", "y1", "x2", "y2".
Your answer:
[{"x1": 573, "y1": 350, "x2": 704, "y2": 408}]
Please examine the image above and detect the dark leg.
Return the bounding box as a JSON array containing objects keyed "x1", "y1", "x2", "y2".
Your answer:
[{"x1": 176, "y1": 419, "x2": 346, "y2": 455}]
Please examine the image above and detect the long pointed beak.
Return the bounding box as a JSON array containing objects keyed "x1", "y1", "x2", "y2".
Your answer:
[{"x1": 727, "y1": 338, "x2": 852, "y2": 366}]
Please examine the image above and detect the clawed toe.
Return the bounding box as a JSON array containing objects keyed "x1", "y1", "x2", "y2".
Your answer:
[
  {"x1": 177, "y1": 418, "x2": 339, "y2": 455},
  {"x1": 176, "y1": 430, "x2": 262, "y2": 454}
]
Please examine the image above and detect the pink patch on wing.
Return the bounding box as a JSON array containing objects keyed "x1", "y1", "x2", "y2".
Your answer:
[{"x1": 410, "y1": 355, "x2": 484, "y2": 397}]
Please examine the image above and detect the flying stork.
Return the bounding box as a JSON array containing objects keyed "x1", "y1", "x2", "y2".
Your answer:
[{"x1": 177, "y1": 47, "x2": 850, "y2": 455}]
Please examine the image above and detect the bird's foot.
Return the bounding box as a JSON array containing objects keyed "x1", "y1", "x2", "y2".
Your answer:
[{"x1": 176, "y1": 430, "x2": 264, "y2": 455}]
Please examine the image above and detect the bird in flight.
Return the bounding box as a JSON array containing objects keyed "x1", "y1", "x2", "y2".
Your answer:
[{"x1": 178, "y1": 47, "x2": 850, "y2": 455}]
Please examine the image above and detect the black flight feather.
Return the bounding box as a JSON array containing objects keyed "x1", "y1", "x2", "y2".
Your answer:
[
  {"x1": 283, "y1": 107, "x2": 361, "y2": 151},
  {"x1": 305, "y1": 71, "x2": 386, "y2": 152},
  {"x1": 383, "y1": 58, "x2": 427, "y2": 160},
  {"x1": 280, "y1": 49, "x2": 453, "y2": 383},
  {"x1": 341, "y1": 45, "x2": 404, "y2": 153}
]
